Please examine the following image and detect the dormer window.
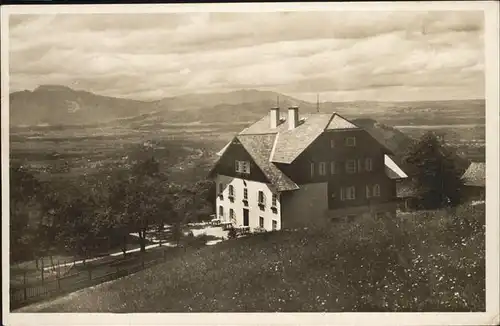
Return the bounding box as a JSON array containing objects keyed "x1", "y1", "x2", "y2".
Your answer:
[
  {"x1": 235, "y1": 160, "x2": 250, "y2": 174},
  {"x1": 345, "y1": 136, "x2": 356, "y2": 147}
]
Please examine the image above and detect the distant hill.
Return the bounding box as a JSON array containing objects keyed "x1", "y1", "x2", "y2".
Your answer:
[
  {"x1": 10, "y1": 85, "x2": 152, "y2": 126},
  {"x1": 9, "y1": 86, "x2": 316, "y2": 126},
  {"x1": 9, "y1": 85, "x2": 484, "y2": 127}
]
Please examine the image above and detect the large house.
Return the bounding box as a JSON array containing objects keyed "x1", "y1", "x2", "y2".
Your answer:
[{"x1": 209, "y1": 106, "x2": 408, "y2": 231}]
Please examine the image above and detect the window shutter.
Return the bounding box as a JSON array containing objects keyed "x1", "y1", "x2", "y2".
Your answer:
[
  {"x1": 366, "y1": 185, "x2": 371, "y2": 198},
  {"x1": 358, "y1": 159, "x2": 363, "y2": 172},
  {"x1": 340, "y1": 188, "x2": 345, "y2": 201}
]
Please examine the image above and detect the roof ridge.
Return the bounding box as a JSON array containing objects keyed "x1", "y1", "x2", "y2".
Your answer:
[{"x1": 238, "y1": 132, "x2": 278, "y2": 136}]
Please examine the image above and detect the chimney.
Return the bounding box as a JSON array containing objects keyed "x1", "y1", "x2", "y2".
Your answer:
[
  {"x1": 288, "y1": 106, "x2": 299, "y2": 130},
  {"x1": 270, "y1": 107, "x2": 280, "y2": 129}
]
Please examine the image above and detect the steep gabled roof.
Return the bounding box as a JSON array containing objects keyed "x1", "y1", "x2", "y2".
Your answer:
[
  {"x1": 236, "y1": 134, "x2": 299, "y2": 191},
  {"x1": 239, "y1": 112, "x2": 361, "y2": 164},
  {"x1": 326, "y1": 114, "x2": 359, "y2": 130},
  {"x1": 213, "y1": 109, "x2": 406, "y2": 192},
  {"x1": 461, "y1": 162, "x2": 485, "y2": 187}
]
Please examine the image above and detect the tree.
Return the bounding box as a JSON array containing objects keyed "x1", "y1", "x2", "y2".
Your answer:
[
  {"x1": 10, "y1": 163, "x2": 42, "y2": 264},
  {"x1": 403, "y1": 132, "x2": 465, "y2": 209},
  {"x1": 57, "y1": 192, "x2": 102, "y2": 262},
  {"x1": 109, "y1": 149, "x2": 169, "y2": 253}
]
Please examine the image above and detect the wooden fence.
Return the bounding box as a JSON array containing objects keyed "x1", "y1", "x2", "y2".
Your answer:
[{"x1": 10, "y1": 249, "x2": 171, "y2": 310}]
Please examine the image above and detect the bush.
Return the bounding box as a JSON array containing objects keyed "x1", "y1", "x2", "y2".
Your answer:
[{"x1": 227, "y1": 227, "x2": 238, "y2": 239}]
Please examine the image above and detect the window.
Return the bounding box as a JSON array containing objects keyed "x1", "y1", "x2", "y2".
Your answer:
[
  {"x1": 330, "y1": 161, "x2": 336, "y2": 174},
  {"x1": 228, "y1": 185, "x2": 234, "y2": 197},
  {"x1": 341, "y1": 186, "x2": 356, "y2": 201},
  {"x1": 259, "y1": 216, "x2": 264, "y2": 228},
  {"x1": 373, "y1": 184, "x2": 381, "y2": 197},
  {"x1": 345, "y1": 136, "x2": 356, "y2": 147},
  {"x1": 218, "y1": 183, "x2": 224, "y2": 194},
  {"x1": 347, "y1": 186, "x2": 356, "y2": 200},
  {"x1": 345, "y1": 159, "x2": 357, "y2": 174},
  {"x1": 235, "y1": 160, "x2": 250, "y2": 174},
  {"x1": 357, "y1": 159, "x2": 364, "y2": 173},
  {"x1": 319, "y1": 162, "x2": 327, "y2": 176},
  {"x1": 272, "y1": 220, "x2": 278, "y2": 230},
  {"x1": 230, "y1": 208, "x2": 235, "y2": 220},
  {"x1": 258, "y1": 191, "x2": 266, "y2": 205},
  {"x1": 366, "y1": 185, "x2": 372, "y2": 198},
  {"x1": 330, "y1": 139, "x2": 335, "y2": 148},
  {"x1": 310, "y1": 162, "x2": 315, "y2": 177},
  {"x1": 365, "y1": 158, "x2": 373, "y2": 171},
  {"x1": 272, "y1": 193, "x2": 278, "y2": 207},
  {"x1": 243, "y1": 188, "x2": 248, "y2": 200},
  {"x1": 219, "y1": 205, "x2": 224, "y2": 218}
]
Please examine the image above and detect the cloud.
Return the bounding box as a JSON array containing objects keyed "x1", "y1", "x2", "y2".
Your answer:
[{"x1": 8, "y1": 11, "x2": 484, "y2": 101}]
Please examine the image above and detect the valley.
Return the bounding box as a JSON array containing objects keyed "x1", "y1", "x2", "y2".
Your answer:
[{"x1": 9, "y1": 86, "x2": 486, "y2": 186}]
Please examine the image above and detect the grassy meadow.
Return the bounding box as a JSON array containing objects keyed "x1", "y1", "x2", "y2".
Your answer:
[{"x1": 18, "y1": 203, "x2": 485, "y2": 313}]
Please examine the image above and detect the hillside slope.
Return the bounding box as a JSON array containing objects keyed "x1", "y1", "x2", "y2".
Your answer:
[
  {"x1": 18, "y1": 204, "x2": 484, "y2": 313},
  {"x1": 10, "y1": 85, "x2": 152, "y2": 126}
]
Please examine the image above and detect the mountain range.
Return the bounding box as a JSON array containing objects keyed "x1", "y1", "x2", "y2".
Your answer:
[{"x1": 9, "y1": 85, "x2": 484, "y2": 127}]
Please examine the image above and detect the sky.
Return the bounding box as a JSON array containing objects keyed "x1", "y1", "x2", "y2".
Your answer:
[{"x1": 8, "y1": 11, "x2": 485, "y2": 102}]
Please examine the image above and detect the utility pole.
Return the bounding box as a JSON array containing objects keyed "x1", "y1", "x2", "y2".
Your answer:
[
  {"x1": 277, "y1": 96, "x2": 280, "y2": 108},
  {"x1": 316, "y1": 94, "x2": 320, "y2": 113}
]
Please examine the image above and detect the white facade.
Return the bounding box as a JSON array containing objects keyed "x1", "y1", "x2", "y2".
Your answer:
[{"x1": 215, "y1": 174, "x2": 282, "y2": 231}]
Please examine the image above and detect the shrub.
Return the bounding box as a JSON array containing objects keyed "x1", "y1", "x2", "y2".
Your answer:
[{"x1": 227, "y1": 227, "x2": 238, "y2": 239}]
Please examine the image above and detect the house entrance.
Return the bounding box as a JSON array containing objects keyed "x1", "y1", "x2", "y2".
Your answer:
[{"x1": 243, "y1": 208, "x2": 249, "y2": 226}]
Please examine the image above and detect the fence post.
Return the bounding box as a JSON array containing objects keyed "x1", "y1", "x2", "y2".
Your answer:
[
  {"x1": 23, "y1": 271, "x2": 27, "y2": 301},
  {"x1": 41, "y1": 258, "x2": 45, "y2": 285}
]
